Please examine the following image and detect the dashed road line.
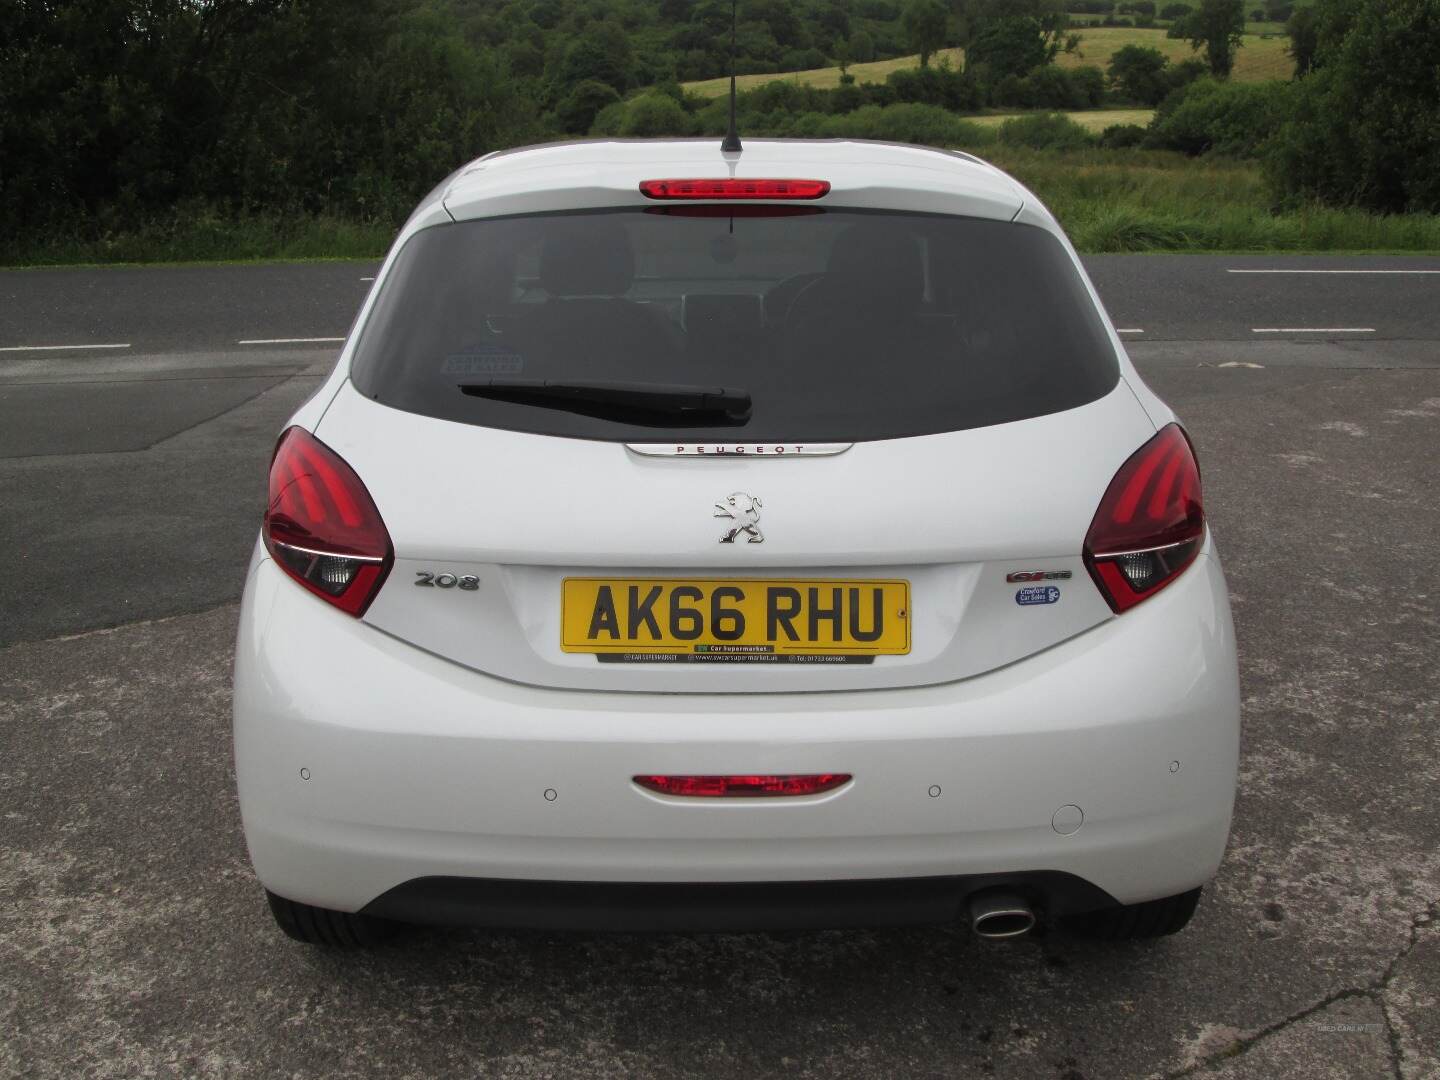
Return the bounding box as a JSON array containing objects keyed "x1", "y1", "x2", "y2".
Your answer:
[
  {"x1": 1116, "y1": 328, "x2": 1144, "y2": 334},
  {"x1": 0, "y1": 343, "x2": 131, "y2": 353},
  {"x1": 236, "y1": 337, "x2": 345, "y2": 346},
  {"x1": 1228, "y1": 269, "x2": 1440, "y2": 275},
  {"x1": 1252, "y1": 328, "x2": 1375, "y2": 334}
]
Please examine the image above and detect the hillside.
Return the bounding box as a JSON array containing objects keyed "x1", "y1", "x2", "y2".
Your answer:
[{"x1": 682, "y1": 26, "x2": 1294, "y2": 97}]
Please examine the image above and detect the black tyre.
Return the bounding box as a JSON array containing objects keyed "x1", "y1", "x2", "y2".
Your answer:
[
  {"x1": 1064, "y1": 886, "x2": 1202, "y2": 940},
  {"x1": 265, "y1": 889, "x2": 400, "y2": 947}
]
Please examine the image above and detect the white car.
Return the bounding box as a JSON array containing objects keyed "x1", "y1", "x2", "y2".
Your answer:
[{"x1": 233, "y1": 138, "x2": 1239, "y2": 947}]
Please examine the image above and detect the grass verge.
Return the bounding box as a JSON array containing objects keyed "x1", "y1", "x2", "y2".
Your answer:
[
  {"x1": 5, "y1": 148, "x2": 1439, "y2": 265},
  {"x1": 984, "y1": 146, "x2": 1440, "y2": 253},
  {"x1": 0, "y1": 211, "x2": 393, "y2": 268}
]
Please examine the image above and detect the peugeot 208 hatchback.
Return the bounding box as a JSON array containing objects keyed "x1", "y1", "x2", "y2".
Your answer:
[{"x1": 234, "y1": 139, "x2": 1239, "y2": 946}]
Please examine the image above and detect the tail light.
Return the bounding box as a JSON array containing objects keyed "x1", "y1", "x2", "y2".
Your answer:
[
  {"x1": 1084, "y1": 423, "x2": 1205, "y2": 613},
  {"x1": 634, "y1": 774, "x2": 852, "y2": 798},
  {"x1": 639, "y1": 178, "x2": 830, "y2": 200},
  {"x1": 264, "y1": 428, "x2": 392, "y2": 616}
]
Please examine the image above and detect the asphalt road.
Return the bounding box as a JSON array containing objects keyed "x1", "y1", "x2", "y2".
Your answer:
[{"x1": 2, "y1": 256, "x2": 1439, "y2": 1079}]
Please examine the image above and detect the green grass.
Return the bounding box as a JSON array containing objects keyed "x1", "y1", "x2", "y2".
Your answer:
[
  {"x1": 982, "y1": 146, "x2": 1440, "y2": 253},
  {"x1": 1, "y1": 210, "x2": 393, "y2": 268},
  {"x1": 971, "y1": 108, "x2": 1154, "y2": 132},
  {"x1": 6, "y1": 148, "x2": 1438, "y2": 265},
  {"x1": 1057, "y1": 26, "x2": 1294, "y2": 82},
  {"x1": 683, "y1": 26, "x2": 1294, "y2": 98}
]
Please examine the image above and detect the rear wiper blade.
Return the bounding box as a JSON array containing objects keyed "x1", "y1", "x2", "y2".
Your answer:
[{"x1": 458, "y1": 378, "x2": 752, "y2": 424}]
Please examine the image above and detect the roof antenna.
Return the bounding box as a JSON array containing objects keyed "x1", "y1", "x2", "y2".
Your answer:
[{"x1": 721, "y1": 0, "x2": 742, "y2": 153}]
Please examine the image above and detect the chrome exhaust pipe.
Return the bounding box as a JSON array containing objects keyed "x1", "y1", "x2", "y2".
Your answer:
[{"x1": 967, "y1": 890, "x2": 1037, "y2": 939}]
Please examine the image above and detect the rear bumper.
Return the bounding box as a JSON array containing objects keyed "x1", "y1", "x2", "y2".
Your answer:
[
  {"x1": 362, "y1": 872, "x2": 1115, "y2": 932},
  {"x1": 233, "y1": 550, "x2": 1239, "y2": 924}
]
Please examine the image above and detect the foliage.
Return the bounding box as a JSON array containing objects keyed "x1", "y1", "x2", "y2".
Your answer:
[
  {"x1": 997, "y1": 112, "x2": 1098, "y2": 149},
  {"x1": 1285, "y1": 6, "x2": 1319, "y2": 75},
  {"x1": 1098, "y1": 122, "x2": 1150, "y2": 147},
  {"x1": 1177, "y1": 0, "x2": 1247, "y2": 77},
  {"x1": 1106, "y1": 43, "x2": 1206, "y2": 104},
  {"x1": 1145, "y1": 76, "x2": 1281, "y2": 155},
  {"x1": 1107, "y1": 44, "x2": 1172, "y2": 104},
  {"x1": 555, "y1": 79, "x2": 622, "y2": 135},
  {"x1": 967, "y1": 16, "x2": 1052, "y2": 77},
  {"x1": 901, "y1": 0, "x2": 950, "y2": 66},
  {"x1": 0, "y1": 0, "x2": 546, "y2": 236},
  {"x1": 1265, "y1": 0, "x2": 1440, "y2": 214}
]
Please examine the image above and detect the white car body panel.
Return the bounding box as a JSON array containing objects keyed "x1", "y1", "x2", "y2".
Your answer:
[
  {"x1": 235, "y1": 539, "x2": 1237, "y2": 912},
  {"x1": 234, "y1": 138, "x2": 1239, "y2": 928},
  {"x1": 322, "y1": 378, "x2": 1149, "y2": 692}
]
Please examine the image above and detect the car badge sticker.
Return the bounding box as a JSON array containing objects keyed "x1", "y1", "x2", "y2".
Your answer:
[{"x1": 1015, "y1": 585, "x2": 1062, "y2": 606}]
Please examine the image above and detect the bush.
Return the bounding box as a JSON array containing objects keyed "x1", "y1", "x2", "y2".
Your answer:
[
  {"x1": 997, "y1": 112, "x2": 1097, "y2": 150},
  {"x1": 1108, "y1": 44, "x2": 1172, "y2": 105},
  {"x1": 1099, "y1": 123, "x2": 1149, "y2": 148},
  {"x1": 1145, "y1": 77, "x2": 1282, "y2": 156},
  {"x1": 598, "y1": 93, "x2": 694, "y2": 137},
  {"x1": 555, "y1": 79, "x2": 621, "y2": 135},
  {"x1": 1265, "y1": 0, "x2": 1440, "y2": 213},
  {"x1": 819, "y1": 103, "x2": 996, "y2": 147},
  {"x1": 886, "y1": 64, "x2": 986, "y2": 111}
]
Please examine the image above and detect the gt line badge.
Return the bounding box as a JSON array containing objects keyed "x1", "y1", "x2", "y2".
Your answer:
[
  {"x1": 1006, "y1": 570, "x2": 1072, "y2": 583},
  {"x1": 715, "y1": 492, "x2": 763, "y2": 544}
]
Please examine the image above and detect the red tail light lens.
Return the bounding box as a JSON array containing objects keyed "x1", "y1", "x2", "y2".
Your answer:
[
  {"x1": 639, "y1": 178, "x2": 830, "y2": 200},
  {"x1": 634, "y1": 774, "x2": 852, "y2": 798},
  {"x1": 264, "y1": 428, "x2": 392, "y2": 616},
  {"x1": 1084, "y1": 423, "x2": 1205, "y2": 613}
]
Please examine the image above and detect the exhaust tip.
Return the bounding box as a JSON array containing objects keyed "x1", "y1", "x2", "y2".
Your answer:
[{"x1": 968, "y1": 890, "x2": 1037, "y2": 939}]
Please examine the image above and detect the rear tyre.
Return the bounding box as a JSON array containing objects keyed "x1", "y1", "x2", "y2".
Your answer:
[
  {"x1": 1064, "y1": 886, "x2": 1202, "y2": 940},
  {"x1": 265, "y1": 889, "x2": 399, "y2": 947}
]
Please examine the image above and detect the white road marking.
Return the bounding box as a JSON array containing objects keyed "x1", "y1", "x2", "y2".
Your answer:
[
  {"x1": 360, "y1": 277, "x2": 375, "y2": 282},
  {"x1": 1116, "y1": 328, "x2": 1144, "y2": 333},
  {"x1": 0, "y1": 342, "x2": 131, "y2": 353},
  {"x1": 1228, "y1": 269, "x2": 1440, "y2": 275},
  {"x1": 237, "y1": 337, "x2": 346, "y2": 345},
  {"x1": 1252, "y1": 328, "x2": 1375, "y2": 334}
]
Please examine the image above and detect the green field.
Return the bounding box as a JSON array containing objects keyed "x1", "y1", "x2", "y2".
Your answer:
[
  {"x1": 972, "y1": 108, "x2": 1155, "y2": 131},
  {"x1": 683, "y1": 26, "x2": 1294, "y2": 97}
]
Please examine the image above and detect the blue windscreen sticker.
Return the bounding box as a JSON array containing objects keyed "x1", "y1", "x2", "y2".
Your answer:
[{"x1": 1015, "y1": 585, "x2": 1061, "y2": 606}]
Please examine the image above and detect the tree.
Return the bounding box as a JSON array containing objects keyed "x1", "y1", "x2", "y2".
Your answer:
[
  {"x1": 1266, "y1": 0, "x2": 1440, "y2": 214},
  {"x1": 1181, "y1": 0, "x2": 1245, "y2": 77},
  {"x1": 555, "y1": 79, "x2": 620, "y2": 134},
  {"x1": 954, "y1": 0, "x2": 1077, "y2": 58},
  {"x1": 1285, "y1": 6, "x2": 1318, "y2": 76},
  {"x1": 1108, "y1": 43, "x2": 1172, "y2": 105},
  {"x1": 966, "y1": 16, "x2": 1050, "y2": 77},
  {"x1": 902, "y1": 0, "x2": 950, "y2": 66},
  {"x1": 850, "y1": 28, "x2": 877, "y2": 62}
]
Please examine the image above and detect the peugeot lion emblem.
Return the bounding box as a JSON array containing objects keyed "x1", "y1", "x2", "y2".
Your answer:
[{"x1": 715, "y1": 492, "x2": 763, "y2": 544}]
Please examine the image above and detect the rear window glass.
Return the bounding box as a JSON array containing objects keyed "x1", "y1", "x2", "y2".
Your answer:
[{"x1": 350, "y1": 208, "x2": 1118, "y2": 442}]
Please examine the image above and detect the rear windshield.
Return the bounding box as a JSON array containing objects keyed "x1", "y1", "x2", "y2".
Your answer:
[{"x1": 350, "y1": 208, "x2": 1118, "y2": 442}]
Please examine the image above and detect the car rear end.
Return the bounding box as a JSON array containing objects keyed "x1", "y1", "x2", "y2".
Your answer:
[{"x1": 233, "y1": 140, "x2": 1239, "y2": 940}]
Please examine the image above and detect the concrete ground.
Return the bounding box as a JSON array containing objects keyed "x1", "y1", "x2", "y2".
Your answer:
[{"x1": 2, "y1": 258, "x2": 1438, "y2": 1079}]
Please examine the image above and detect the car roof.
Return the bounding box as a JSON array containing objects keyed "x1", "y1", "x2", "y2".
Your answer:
[{"x1": 431, "y1": 139, "x2": 1028, "y2": 227}]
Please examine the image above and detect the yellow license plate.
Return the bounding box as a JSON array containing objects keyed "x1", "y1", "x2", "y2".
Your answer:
[{"x1": 561, "y1": 578, "x2": 910, "y2": 659}]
